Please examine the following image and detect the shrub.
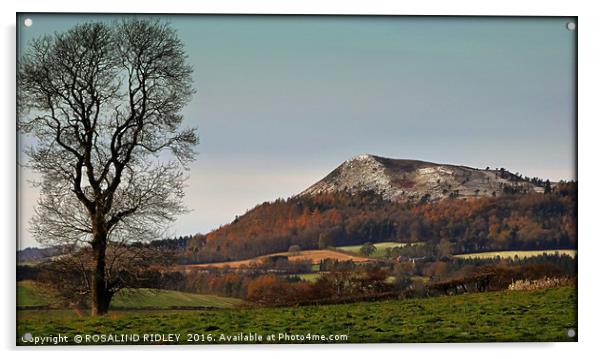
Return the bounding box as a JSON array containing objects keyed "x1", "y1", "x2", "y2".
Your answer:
[
  {"x1": 288, "y1": 245, "x2": 301, "y2": 255},
  {"x1": 508, "y1": 277, "x2": 574, "y2": 291}
]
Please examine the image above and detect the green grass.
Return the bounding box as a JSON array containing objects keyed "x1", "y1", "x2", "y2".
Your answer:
[
  {"x1": 17, "y1": 287, "x2": 576, "y2": 344},
  {"x1": 454, "y1": 249, "x2": 577, "y2": 260},
  {"x1": 290, "y1": 273, "x2": 322, "y2": 282},
  {"x1": 337, "y1": 242, "x2": 411, "y2": 257},
  {"x1": 17, "y1": 281, "x2": 50, "y2": 307},
  {"x1": 17, "y1": 281, "x2": 242, "y2": 310},
  {"x1": 111, "y1": 288, "x2": 243, "y2": 309}
]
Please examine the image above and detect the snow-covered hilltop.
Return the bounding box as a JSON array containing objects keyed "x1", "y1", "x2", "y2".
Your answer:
[{"x1": 299, "y1": 154, "x2": 544, "y2": 202}]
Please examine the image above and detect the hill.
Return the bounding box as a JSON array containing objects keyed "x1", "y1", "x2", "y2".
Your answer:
[
  {"x1": 17, "y1": 246, "x2": 70, "y2": 264},
  {"x1": 183, "y1": 155, "x2": 575, "y2": 264},
  {"x1": 301, "y1": 154, "x2": 545, "y2": 201}
]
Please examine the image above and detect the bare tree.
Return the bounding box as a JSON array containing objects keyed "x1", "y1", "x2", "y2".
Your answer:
[{"x1": 18, "y1": 19, "x2": 197, "y2": 315}]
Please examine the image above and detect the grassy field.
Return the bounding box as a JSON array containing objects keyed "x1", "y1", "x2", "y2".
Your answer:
[
  {"x1": 17, "y1": 281, "x2": 50, "y2": 307},
  {"x1": 17, "y1": 281, "x2": 243, "y2": 310},
  {"x1": 337, "y1": 241, "x2": 404, "y2": 257},
  {"x1": 454, "y1": 249, "x2": 576, "y2": 260},
  {"x1": 290, "y1": 273, "x2": 322, "y2": 282},
  {"x1": 111, "y1": 289, "x2": 243, "y2": 309},
  {"x1": 17, "y1": 287, "x2": 576, "y2": 344},
  {"x1": 336, "y1": 242, "x2": 424, "y2": 258}
]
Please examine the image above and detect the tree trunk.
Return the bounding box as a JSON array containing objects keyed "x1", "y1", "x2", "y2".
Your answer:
[{"x1": 91, "y1": 226, "x2": 112, "y2": 316}]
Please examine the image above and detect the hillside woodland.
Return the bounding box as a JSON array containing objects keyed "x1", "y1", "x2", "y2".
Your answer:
[{"x1": 183, "y1": 182, "x2": 576, "y2": 264}]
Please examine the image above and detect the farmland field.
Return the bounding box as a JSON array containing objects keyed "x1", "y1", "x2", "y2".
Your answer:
[
  {"x1": 184, "y1": 249, "x2": 373, "y2": 269},
  {"x1": 17, "y1": 286, "x2": 576, "y2": 344},
  {"x1": 337, "y1": 242, "x2": 412, "y2": 257},
  {"x1": 111, "y1": 289, "x2": 243, "y2": 309},
  {"x1": 454, "y1": 249, "x2": 576, "y2": 260},
  {"x1": 290, "y1": 273, "x2": 322, "y2": 282},
  {"x1": 17, "y1": 281, "x2": 243, "y2": 310}
]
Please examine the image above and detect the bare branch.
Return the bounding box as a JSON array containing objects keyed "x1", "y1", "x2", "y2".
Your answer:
[{"x1": 18, "y1": 18, "x2": 197, "y2": 314}]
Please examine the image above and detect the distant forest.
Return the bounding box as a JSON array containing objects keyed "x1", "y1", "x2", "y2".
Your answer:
[{"x1": 182, "y1": 182, "x2": 576, "y2": 263}]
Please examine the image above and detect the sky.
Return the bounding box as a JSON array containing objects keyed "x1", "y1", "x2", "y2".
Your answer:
[{"x1": 17, "y1": 14, "x2": 577, "y2": 248}]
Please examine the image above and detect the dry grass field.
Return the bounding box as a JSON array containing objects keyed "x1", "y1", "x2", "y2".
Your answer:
[
  {"x1": 454, "y1": 249, "x2": 576, "y2": 260},
  {"x1": 183, "y1": 249, "x2": 373, "y2": 269}
]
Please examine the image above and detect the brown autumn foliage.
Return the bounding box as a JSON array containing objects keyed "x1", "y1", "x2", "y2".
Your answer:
[
  {"x1": 183, "y1": 183, "x2": 576, "y2": 264},
  {"x1": 245, "y1": 267, "x2": 394, "y2": 306},
  {"x1": 246, "y1": 275, "x2": 315, "y2": 305}
]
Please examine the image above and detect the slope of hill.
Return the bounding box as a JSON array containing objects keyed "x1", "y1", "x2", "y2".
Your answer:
[
  {"x1": 183, "y1": 155, "x2": 575, "y2": 264},
  {"x1": 301, "y1": 154, "x2": 544, "y2": 201},
  {"x1": 17, "y1": 246, "x2": 69, "y2": 264}
]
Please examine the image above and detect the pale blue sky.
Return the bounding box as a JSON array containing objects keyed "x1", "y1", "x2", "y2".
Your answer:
[{"x1": 17, "y1": 15, "x2": 576, "y2": 248}]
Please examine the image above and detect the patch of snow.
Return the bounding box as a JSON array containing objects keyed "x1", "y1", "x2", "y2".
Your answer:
[{"x1": 300, "y1": 155, "x2": 544, "y2": 202}]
